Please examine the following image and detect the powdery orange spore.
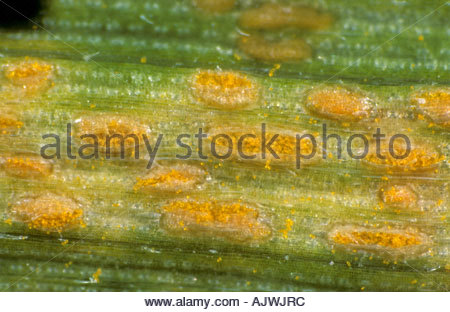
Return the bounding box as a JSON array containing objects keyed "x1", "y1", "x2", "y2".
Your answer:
[
  {"x1": 238, "y1": 35, "x2": 311, "y2": 62},
  {"x1": 4, "y1": 57, "x2": 54, "y2": 94},
  {"x1": 92, "y1": 268, "x2": 102, "y2": 283},
  {"x1": 379, "y1": 184, "x2": 418, "y2": 210},
  {"x1": 209, "y1": 126, "x2": 320, "y2": 166},
  {"x1": 11, "y1": 194, "x2": 85, "y2": 232},
  {"x1": 239, "y1": 3, "x2": 333, "y2": 30},
  {"x1": 193, "y1": 0, "x2": 235, "y2": 13},
  {"x1": 1, "y1": 154, "x2": 53, "y2": 179},
  {"x1": 75, "y1": 115, "x2": 150, "y2": 155},
  {"x1": 332, "y1": 228, "x2": 421, "y2": 248},
  {"x1": 160, "y1": 200, "x2": 271, "y2": 242},
  {"x1": 134, "y1": 164, "x2": 206, "y2": 193},
  {"x1": 411, "y1": 88, "x2": 450, "y2": 128},
  {"x1": 330, "y1": 226, "x2": 429, "y2": 256},
  {"x1": 364, "y1": 140, "x2": 443, "y2": 174},
  {"x1": 192, "y1": 70, "x2": 259, "y2": 110},
  {"x1": 0, "y1": 113, "x2": 23, "y2": 134},
  {"x1": 306, "y1": 87, "x2": 373, "y2": 122},
  {"x1": 280, "y1": 218, "x2": 294, "y2": 239}
]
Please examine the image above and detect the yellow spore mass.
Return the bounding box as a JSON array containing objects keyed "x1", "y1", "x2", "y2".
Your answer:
[
  {"x1": 134, "y1": 164, "x2": 206, "y2": 193},
  {"x1": 160, "y1": 200, "x2": 271, "y2": 242},
  {"x1": 411, "y1": 88, "x2": 450, "y2": 128},
  {"x1": 75, "y1": 115, "x2": 150, "y2": 155},
  {"x1": 209, "y1": 126, "x2": 320, "y2": 166},
  {"x1": 306, "y1": 86, "x2": 373, "y2": 122},
  {"x1": 330, "y1": 226, "x2": 429, "y2": 255},
  {"x1": 1, "y1": 154, "x2": 53, "y2": 179},
  {"x1": 0, "y1": 113, "x2": 23, "y2": 134},
  {"x1": 191, "y1": 70, "x2": 259, "y2": 110},
  {"x1": 379, "y1": 184, "x2": 418, "y2": 210},
  {"x1": 239, "y1": 3, "x2": 333, "y2": 30},
  {"x1": 364, "y1": 140, "x2": 443, "y2": 174},
  {"x1": 280, "y1": 218, "x2": 294, "y2": 239},
  {"x1": 3, "y1": 57, "x2": 54, "y2": 94},
  {"x1": 238, "y1": 35, "x2": 311, "y2": 62},
  {"x1": 193, "y1": 0, "x2": 235, "y2": 13},
  {"x1": 11, "y1": 193, "x2": 85, "y2": 232},
  {"x1": 92, "y1": 268, "x2": 102, "y2": 283}
]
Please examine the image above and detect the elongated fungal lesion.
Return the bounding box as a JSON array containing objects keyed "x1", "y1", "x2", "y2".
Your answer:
[
  {"x1": 74, "y1": 114, "x2": 151, "y2": 156},
  {"x1": 191, "y1": 70, "x2": 260, "y2": 110},
  {"x1": 379, "y1": 184, "x2": 418, "y2": 210},
  {"x1": 134, "y1": 163, "x2": 206, "y2": 194},
  {"x1": 0, "y1": 154, "x2": 53, "y2": 179},
  {"x1": 207, "y1": 125, "x2": 321, "y2": 166},
  {"x1": 238, "y1": 3, "x2": 333, "y2": 31},
  {"x1": 2, "y1": 57, "x2": 54, "y2": 95},
  {"x1": 238, "y1": 35, "x2": 312, "y2": 62},
  {"x1": 160, "y1": 200, "x2": 271, "y2": 242},
  {"x1": 193, "y1": 0, "x2": 235, "y2": 13},
  {"x1": 363, "y1": 139, "x2": 443, "y2": 174},
  {"x1": 10, "y1": 193, "x2": 85, "y2": 233},
  {"x1": 329, "y1": 225, "x2": 430, "y2": 256},
  {"x1": 411, "y1": 88, "x2": 450, "y2": 129},
  {"x1": 0, "y1": 112, "x2": 23, "y2": 134},
  {"x1": 306, "y1": 86, "x2": 374, "y2": 122}
]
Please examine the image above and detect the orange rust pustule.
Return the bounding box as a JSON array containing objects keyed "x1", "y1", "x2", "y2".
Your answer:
[
  {"x1": 329, "y1": 225, "x2": 429, "y2": 256},
  {"x1": 193, "y1": 0, "x2": 235, "y2": 13},
  {"x1": 0, "y1": 113, "x2": 23, "y2": 134},
  {"x1": 11, "y1": 194, "x2": 85, "y2": 232},
  {"x1": 239, "y1": 3, "x2": 333, "y2": 30},
  {"x1": 134, "y1": 164, "x2": 206, "y2": 193},
  {"x1": 379, "y1": 184, "x2": 418, "y2": 210},
  {"x1": 208, "y1": 126, "x2": 320, "y2": 166},
  {"x1": 1, "y1": 154, "x2": 53, "y2": 179},
  {"x1": 306, "y1": 87, "x2": 373, "y2": 122},
  {"x1": 3, "y1": 57, "x2": 54, "y2": 94},
  {"x1": 238, "y1": 35, "x2": 311, "y2": 62},
  {"x1": 411, "y1": 88, "x2": 450, "y2": 128},
  {"x1": 160, "y1": 200, "x2": 271, "y2": 242},
  {"x1": 74, "y1": 115, "x2": 150, "y2": 155},
  {"x1": 363, "y1": 140, "x2": 443, "y2": 174},
  {"x1": 191, "y1": 70, "x2": 259, "y2": 110}
]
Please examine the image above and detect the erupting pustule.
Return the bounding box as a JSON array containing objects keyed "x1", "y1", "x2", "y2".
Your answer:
[
  {"x1": 209, "y1": 125, "x2": 320, "y2": 166},
  {"x1": 0, "y1": 112, "x2": 23, "y2": 134},
  {"x1": 191, "y1": 70, "x2": 259, "y2": 110},
  {"x1": 1, "y1": 154, "x2": 53, "y2": 179},
  {"x1": 75, "y1": 115, "x2": 150, "y2": 155},
  {"x1": 329, "y1": 225, "x2": 429, "y2": 256},
  {"x1": 238, "y1": 35, "x2": 311, "y2": 62},
  {"x1": 306, "y1": 86, "x2": 373, "y2": 122},
  {"x1": 239, "y1": 3, "x2": 333, "y2": 30},
  {"x1": 379, "y1": 184, "x2": 418, "y2": 210},
  {"x1": 134, "y1": 164, "x2": 206, "y2": 193},
  {"x1": 3, "y1": 57, "x2": 54, "y2": 95},
  {"x1": 364, "y1": 140, "x2": 443, "y2": 174},
  {"x1": 193, "y1": 0, "x2": 235, "y2": 13},
  {"x1": 11, "y1": 193, "x2": 85, "y2": 232},
  {"x1": 411, "y1": 88, "x2": 450, "y2": 129},
  {"x1": 160, "y1": 200, "x2": 271, "y2": 242}
]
